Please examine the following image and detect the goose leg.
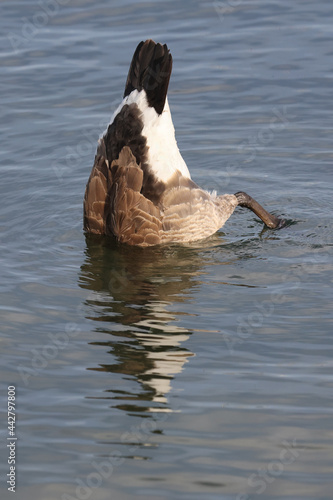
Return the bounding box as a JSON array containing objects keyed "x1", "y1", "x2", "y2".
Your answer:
[{"x1": 235, "y1": 191, "x2": 285, "y2": 229}]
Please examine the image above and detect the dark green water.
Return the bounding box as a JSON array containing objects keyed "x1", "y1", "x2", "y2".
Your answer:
[{"x1": 1, "y1": 1, "x2": 332, "y2": 499}]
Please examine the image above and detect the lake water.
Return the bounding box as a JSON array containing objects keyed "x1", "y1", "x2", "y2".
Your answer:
[{"x1": 1, "y1": 1, "x2": 332, "y2": 499}]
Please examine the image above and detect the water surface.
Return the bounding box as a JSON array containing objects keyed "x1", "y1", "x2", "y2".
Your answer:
[{"x1": 1, "y1": 1, "x2": 332, "y2": 499}]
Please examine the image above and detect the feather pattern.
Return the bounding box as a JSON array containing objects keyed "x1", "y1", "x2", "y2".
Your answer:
[{"x1": 83, "y1": 39, "x2": 283, "y2": 246}]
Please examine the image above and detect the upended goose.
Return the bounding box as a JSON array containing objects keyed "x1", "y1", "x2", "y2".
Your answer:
[{"x1": 84, "y1": 40, "x2": 284, "y2": 246}]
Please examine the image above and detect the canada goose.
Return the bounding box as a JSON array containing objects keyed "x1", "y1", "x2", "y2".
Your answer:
[{"x1": 84, "y1": 40, "x2": 285, "y2": 246}]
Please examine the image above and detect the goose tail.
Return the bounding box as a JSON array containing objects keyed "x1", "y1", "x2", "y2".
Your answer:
[{"x1": 124, "y1": 39, "x2": 172, "y2": 115}]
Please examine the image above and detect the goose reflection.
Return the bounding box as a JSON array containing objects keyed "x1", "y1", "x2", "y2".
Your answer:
[{"x1": 79, "y1": 235, "x2": 224, "y2": 415}]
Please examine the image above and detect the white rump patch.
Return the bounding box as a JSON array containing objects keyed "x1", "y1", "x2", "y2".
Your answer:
[{"x1": 107, "y1": 90, "x2": 191, "y2": 183}]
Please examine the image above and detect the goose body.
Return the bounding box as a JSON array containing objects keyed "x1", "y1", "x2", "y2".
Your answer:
[{"x1": 84, "y1": 40, "x2": 283, "y2": 246}]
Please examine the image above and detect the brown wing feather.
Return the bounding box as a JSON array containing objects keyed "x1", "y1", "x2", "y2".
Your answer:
[
  {"x1": 106, "y1": 146, "x2": 162, "y2": 246},
  {"x1": 83, "y1": 153, "x2": 110, "y2": 234},
  {"x1": 84, "y1": 145, "x2": 162, "y2": 246}
]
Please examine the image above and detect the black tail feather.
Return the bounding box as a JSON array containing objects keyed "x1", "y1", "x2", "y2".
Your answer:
[{"x1": 124, "y1": 39, "x2": 172, "y2": 115}]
